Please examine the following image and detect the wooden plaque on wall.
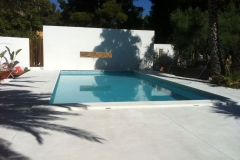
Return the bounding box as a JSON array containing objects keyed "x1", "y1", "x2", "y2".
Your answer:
[{"x1": 80, "y1": 52, "x2": 112, "y2": 58}]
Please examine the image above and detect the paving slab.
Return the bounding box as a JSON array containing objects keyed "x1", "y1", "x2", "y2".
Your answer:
[
  {"x1": 158, "y1": 106, "x2": 240, "y2": 160},
  {"x1": 8, "y1": 109, "x2": 234, "y2": 160}
]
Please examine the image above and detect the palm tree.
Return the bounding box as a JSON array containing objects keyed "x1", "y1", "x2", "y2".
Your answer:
[{"x1": 208, "y1": 0, "x2": 221, "y2": 79}]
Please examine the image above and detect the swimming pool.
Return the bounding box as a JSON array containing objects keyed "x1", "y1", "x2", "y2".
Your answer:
[{"x1": 49, "y1": 70, "x2": 225, "y2": 104}]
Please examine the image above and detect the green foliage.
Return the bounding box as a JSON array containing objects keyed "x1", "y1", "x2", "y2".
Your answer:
[
  {"x1": 0, "y1": 0, "x2": 62, "y2": 38},
  {"x1": 171, "y1": 7, "x2": 208, "y2": 50},
  {"x1": 217, "y1": 71, "x2": 240, "y2": 88},
  {"x1": 70, "y1": 12, "x2": 94, "y2": 26},
  {"x1": 210, "y1": 75, "x2": 228, "y2": 86},
  {"x1": 218, "y1": 3, "x2": 240, "y2": 73},
  {"x1": 170, "y1": 7, "x2": 210, "y2": 66},
  {"x1": 5, "y1": 46, "x2": 22, "y2": 68},
  {"x1": 117, "y1": 0, "x2": 144, "y2": 29},
  {"x1": 58, "y1": 0, "x2": 143, "y2": 29},
  {"x1": 231, "y1": 71, "x2": 240, "y2": 82},
  {"x1": 0, "y1": 50, "x2": 7, "y2": 67},
  {"x1": 218, "y1": 3, "x2": 240, "y2": 49},
  {"x1": 0, "y1": 50, "x2": 7, "y2": 59},
  {"x1": 168, "y1": 1, "x2": 240, "y2": 76},
  {"x1": 96, "y1": 0, "x2": 128, "y2": 28},
  {"x1": 149, "y1": 0, "x2": 208, "y2": 43},
  {"x1": 142, "y1": 15, "x2": 152, "y2": 30}
]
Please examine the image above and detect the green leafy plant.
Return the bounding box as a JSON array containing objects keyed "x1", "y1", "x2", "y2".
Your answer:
[
  {"x1": 231, "y1": 71, "x2": 240, "y2": 82},
  {"x1": 219, "y1": 71, "x2": 240, "y2": 88},
  {"x1": 0, "y1": 50, "x2": 8, "y2": 78},
  {"x1": 210, "y1": 75, "x2": 228, "y2": 86},
  {"x1": 0, "y1": 50, "x2": 7, "y2": 66},
  {"x1": 5, "y1": 46, "x2": 22, "y2": 68}
]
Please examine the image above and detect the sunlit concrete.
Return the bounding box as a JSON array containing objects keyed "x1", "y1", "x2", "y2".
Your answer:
[{"x1": 0, "y1": 70, "x2": 240, "y2": 160}]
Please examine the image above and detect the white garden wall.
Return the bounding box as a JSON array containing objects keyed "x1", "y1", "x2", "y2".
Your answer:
[
  {"x1": 0, "y1": 36, "x2": 30, "y2": 68},
  {"x1": 43, "y1": 26, "x2": 155, "y2": 70},
  {"x1": 154, "y1": 44, "x2": 175, "y2": 64},
  {"x1": 154, "y1": 44, "x2": 174, "y2": 57}
]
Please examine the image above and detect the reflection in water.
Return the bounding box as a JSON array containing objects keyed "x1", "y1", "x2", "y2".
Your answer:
[
  {"x1": 142, "y1": 80, "x2": 191, "y2": 100},
  {"x1": 80, "y1": 85, "x2": 111, "y2": 91},
  {"x1": 92, "y1": 74, "x2": 189, "y2": 103},
  {"x1": 51, "y1": 72, "x2": 199, "y2": 104}
]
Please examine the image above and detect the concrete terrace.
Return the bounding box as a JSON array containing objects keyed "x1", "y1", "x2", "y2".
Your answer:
[{"x1": 0, "y1": 70, "x2": 240, "y2": 160}]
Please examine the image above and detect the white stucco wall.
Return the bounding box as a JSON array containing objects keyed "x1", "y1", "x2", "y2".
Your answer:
[
  {"x1": 154, "y1": 44, "x2": 175, "y2": 65},
  {"x1": 0, "y1": 36, "x2": 30, "y2": 68},
  {"x1": 43, "y1": 26, "x2": 154, "y2": 70},
  {"x1": 154, "y1": 44, "x2": 174, "y2": 57}
]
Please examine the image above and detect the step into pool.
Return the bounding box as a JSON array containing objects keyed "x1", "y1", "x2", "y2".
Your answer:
[{"x1": 49, "y1": 70, "x2": 226, "y2": 104}]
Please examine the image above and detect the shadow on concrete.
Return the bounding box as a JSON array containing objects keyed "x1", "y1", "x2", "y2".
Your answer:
[
  {"x1": 94, "y1": 29, "x2": 142, "y2": 70},
  {"x1": 212, "y1": 100, "x2": 240, "y2": 119},
  {"x1": 0, "y1": 81, "x2": 105, "y2": 159},
  {"x1": 0, "y1": 83, "x2": 37, "y2": 88},
  {"x1": 11, "y1": 80, "x2": 47, "y2": 83},
  {"x1": 0, "y1": 138, "x2": 30, "y2": 160},
  {"x1": 141, "y1": 36, "x2": 155, "y2": 70}
]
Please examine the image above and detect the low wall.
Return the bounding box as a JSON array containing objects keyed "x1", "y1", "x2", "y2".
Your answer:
[
  {"x1": 43, "y1": 26, "x2": 155, "y2": 70},
  {"x1": 0, "y1": 36, "x2": 30, "y2": 68},
  {"x1": 155, "y1": 65, "x2": 210, "y2": 80}
]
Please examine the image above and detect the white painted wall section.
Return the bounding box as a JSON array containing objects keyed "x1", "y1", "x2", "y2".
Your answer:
[
  {"x1": 154, "y1": 44, "x2": 174, "y2": 57},
  {"x1": 154, "y1": 44, "x2": 175, "y2": 65},
  {"x1": 0, "y1": 36, "x2": 30, "y2": 68},
  {"x1": 43, "y1": 26, "x2": 154, "y2": 70}
]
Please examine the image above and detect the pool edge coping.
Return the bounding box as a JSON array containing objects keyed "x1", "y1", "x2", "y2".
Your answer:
[{"x1": 32, "y1": 70, "x2": 240, "y2": 111}]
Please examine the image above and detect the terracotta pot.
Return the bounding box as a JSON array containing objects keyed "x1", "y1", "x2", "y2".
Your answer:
[
  {"x1": 0, "y1": 70, "x2": 10, "y2": 79},
  {"x1": 12, "y1": 66, "x2": 24, "y2": 76}
]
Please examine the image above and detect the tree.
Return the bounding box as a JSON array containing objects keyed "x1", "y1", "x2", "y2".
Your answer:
[
  {"x1": 0, "y1": 0, "x2": 61, "y2": 37},
  {"x1": 149, "y1": 0, "x2": 207, "y2": 43},
  {"x1": 208, "y1": 0, "x2": 221, "y2": 79},
  {"x1": 117, "y1": 0, "x2": 144, "y2": 29},
  {"x1": 96, "y1": 0, "x2": 128, "y2": 28},
  {"x1": 58, "y1": 0, "x2": 144, "y2": 29},
  {"x1": 218, "y1": 2, "x2": 240, "y2": 75},
  {"x1": 170, "y1": 7, "x2": 210, "y2": 66},
  {"x1": 0, "y1": 0, "x2": 31, "y2": 37},
  {"x1": 58, "y1": 0, "x2": 101, "y2": 26},
  {"x1": 142, "y1": 14, "x2": 153, "y2": 30}
]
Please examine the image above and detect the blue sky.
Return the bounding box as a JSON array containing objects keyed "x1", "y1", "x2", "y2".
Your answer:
[
  {"x1": 50, "y1": 0, "x2": 152, "y2": 16},
  {"x1": 134, "y1": 0, "x2": 152, "y2": 16}
]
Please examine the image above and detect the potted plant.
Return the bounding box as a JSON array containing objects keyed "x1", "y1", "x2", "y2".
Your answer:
[
  {"x1": 6, "y1": 46, "x2": 22, "y2": 68},
  {"x1": 0, "y1": 50, "x2": 10, "y2": 79},
  {"x1": 0, "y1": 47, "x2": 22, "y2": 79},
  {"x1": 5, "y1": 46, "x2": 23, "y2": 77}
]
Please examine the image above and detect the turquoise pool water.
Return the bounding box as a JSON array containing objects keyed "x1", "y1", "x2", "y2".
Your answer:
[{"x1": 49, "y1": 71, "x2": 222, "y2": 104}]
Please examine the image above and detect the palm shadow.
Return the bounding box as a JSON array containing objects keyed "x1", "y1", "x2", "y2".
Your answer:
[
  {"x1": 94, "y1": 29, "x2": 142, "y2": 70},
  {"x1": 141, "y1": 36, "x2": 155, "y2": 70},
  {"x1": 211, "y1": 99, "x2": 240, "y2": 119},
  {"x1": 0, "y1": 138, "x2": 30, "y2": 160},
  {"x1": 92, "y1": 29, "x2": 141, "y2": 102},
  {"x1": 0, "y1": 81, "x2": 105, "y2": 159}
]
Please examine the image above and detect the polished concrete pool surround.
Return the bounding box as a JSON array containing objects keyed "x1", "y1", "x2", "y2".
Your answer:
[{"x1": 1, "y1": 70, "x2": 240, "y2": 160}]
